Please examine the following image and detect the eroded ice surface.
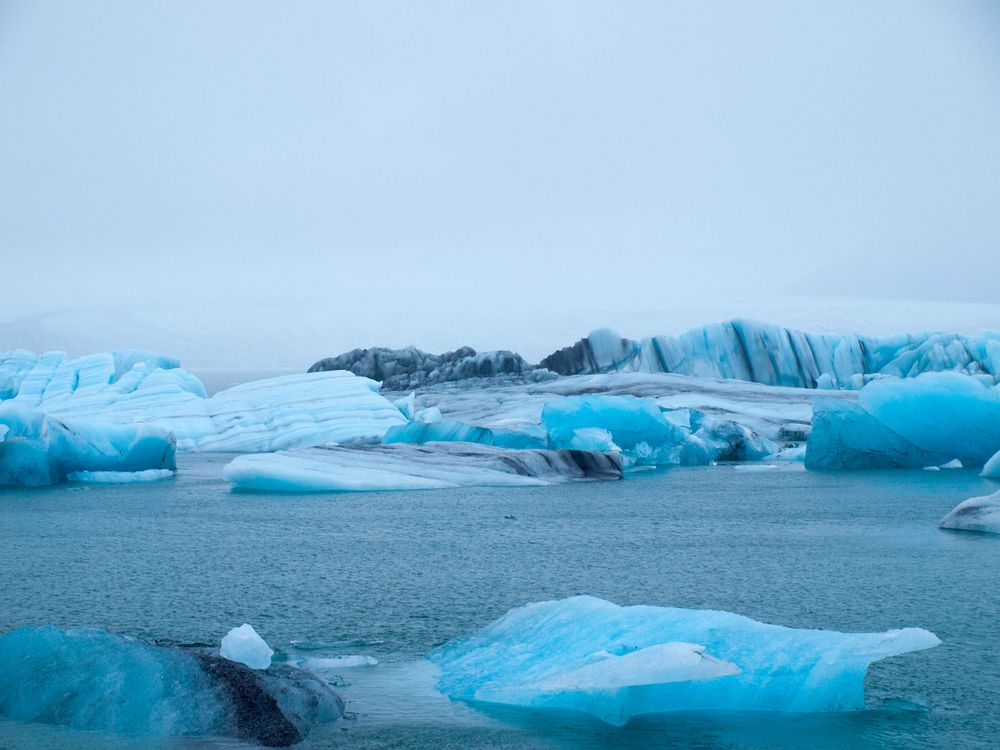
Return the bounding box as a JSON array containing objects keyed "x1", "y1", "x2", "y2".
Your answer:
[
  {"x1": 806, "y1": 373, "x2": 1000, "y2": 470},
  {"x1": 0, "y1": 405, "x2": 176, "y2": 487},
  {"x1": 940, "y1": 490, "x2": 1000, "y2": 534},
  {"x1": 431, "y1": 596, "x2": 940, "y2": 725},
  {"x1": 539, "y1": 321, "x2": 1000, "y2": 388},
  {"x1": 983, "y1": 450, "x2": 1000, "y2": 479},
  {"x1": 0, "y1": 625, "x2": 342, "y2": 746},
  {"x1": 220, "y1": 623, "x2": 274, "y2": 670},
  {"x1": 224, "y1": 443, "x2": 622, "y2": 492},
  {"x1": 0, "y1": 350, "x2": 406, "y2": 452}
]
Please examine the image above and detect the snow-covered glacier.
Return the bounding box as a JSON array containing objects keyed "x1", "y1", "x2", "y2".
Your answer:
[
  {"x1": 430, "y1": 596, "x2": 940, "y2": 725},
  {"x1": 0, "y1": 405, "x2": 175, "y2": 487},
  {"x1": 806, "y1": 373, "x2": 1000, "y2": 470},
  {"x1": 224, "y1": 443, "x2": 623, "y2": 492},
  {"x1": 0, "y1": 349, "x2": 405, "y2": 453},
  {"x1": 538, "y1": 321, "x2": 1000, "y2": 388},
  {"x1": 940, "y1": 490, "x2": 1000, "y2": 534},
  {"x1": 0, "y1": 625, "x2": 342, "y2": 746}
]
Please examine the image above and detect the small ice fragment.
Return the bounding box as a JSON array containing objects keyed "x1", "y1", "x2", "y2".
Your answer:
[
  {"x1": 302, "y1": 655, "x2": 378, "y2": 669},
  {"x1": 220, "y1": 624, "x2": 273, "y2": 670}
]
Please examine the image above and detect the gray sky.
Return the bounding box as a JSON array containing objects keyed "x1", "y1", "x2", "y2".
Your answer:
[{"x1": 1, "y1": 0, "x2": 999, "y2": 327}]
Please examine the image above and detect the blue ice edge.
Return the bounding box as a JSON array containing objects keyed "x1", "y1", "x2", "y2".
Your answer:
[
  {"x1": 429, "y1": 596, "x2": 941, "y2": 726},
  {"x1": 0, "y1": 625, "x2": 343, "y2": 746}
]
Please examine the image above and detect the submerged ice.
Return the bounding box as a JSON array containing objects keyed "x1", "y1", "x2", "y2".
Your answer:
[
  {"x1": 0, "y1": 625, "x2": 342, "y2": 746},
  {"x1": 431, "y1": 596, "x2": 940, "y2": 725}
]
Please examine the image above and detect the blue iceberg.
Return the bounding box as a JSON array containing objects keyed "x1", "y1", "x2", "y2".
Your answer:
[
  {"x1": 0, "y1": 406, "x2": 176, "y2": 487},
  {"x1": 382, "y1": 419, "x2": 546, "y2": 449},
  {"x1": 806, "y1": 373, "x2": 1000, "y2": 470},
  {"x1": 431, "y1": 596, "x2": 940, "y2": 725},
  {"x1": 0, "y1": 625, "x2": 342, "y2": 746},
  {"x1": 539, "y1": 321, "x2": 1000, "y2": 388}
]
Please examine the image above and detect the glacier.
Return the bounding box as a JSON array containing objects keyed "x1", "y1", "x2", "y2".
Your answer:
[
  {"x1": 0, "y1": 625, "x2": 342, "y2": 746},
  {"x1": 939, "y1": 490, "x2": 1000, "y2": 534},
  {"x1": 538, "y1": 321, "x2": 1000, "y2": 388},
  {"x1": 806, "y1": 373, "x2": 1000, "y2": 470},
  {"x1": 430, "y1": 596, "x2": 940, "y2": 725},
  {"x1": 0, "y1": 405, "x2": 176, "y2": 487},
  {"x1": 0, "y1": 349, "x2": 406, "y2": 453},
  {"x1": 224, "y1": 443, "x2": 623, "y2": 492}
]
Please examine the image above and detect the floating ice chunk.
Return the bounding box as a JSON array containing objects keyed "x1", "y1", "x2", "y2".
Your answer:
[
  {"x1": 224, "y1": 443, "x2": 622, "y2": 493},
  {"x1": 0, "y1": 406, "x2": 176, "y2": 487},
  {"x1": 415, "y1": 406, "x2": 443, "y2": 423},
  {"x1": 393, "y1": 391, "x2": 417, "y2": 419},
  {"x1": 940, "y1": 491, "x2": 1000, "y2": 534},
  {"x1": 939, "y1": 459, "x2": 963, "y2": 469},
  {"x1": 981, "y1": 450, "x2": 1000, "y2": 479},
  {"x1": 220, "y1": 624, "x2": 274, "y2": 670},
  {"x1": 542, "y1": 396, "x2": 685, "y2": 467},
  {"x1": 67, "y1": 468, "x2": 175, "y2": 483},
  {"x1": 807, "y1": 373, "x2": 1000, "y2": 470},
  {"x1": 431, "y1": 596, "x2": 940, "y2": 725},
  {"x1": 0, "y1": 625, "x2": 341, "y2": 744}
]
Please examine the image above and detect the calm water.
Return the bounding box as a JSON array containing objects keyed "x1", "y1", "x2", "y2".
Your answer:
[{"x1": 1, "y1": 458, "x2": 998, "y2": 749}]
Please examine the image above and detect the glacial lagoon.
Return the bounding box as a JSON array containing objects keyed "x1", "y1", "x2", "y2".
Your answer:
[{"x1": 1, "y1": 456, "x2": 997, "y2": 749}]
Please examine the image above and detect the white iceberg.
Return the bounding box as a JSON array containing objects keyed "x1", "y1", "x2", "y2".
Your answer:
[
  {"x1": 220, "y1": 624, "x2": 274, "y2": 670},
  {"x1": 430, "y1": 596, "x2": 940, "y2": 725},
  {"x1": 0, "y1": 350, "x2": 406, "y2": 453},
  {"x1": 224, "y1": 443, "x2": 622, "y2": 493},
  {"x1": 940, "y1": 490, "x2": 1000, "y2": 534}
]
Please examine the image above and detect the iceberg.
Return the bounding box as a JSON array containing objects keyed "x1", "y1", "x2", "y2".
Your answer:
[
  {"x1": 0, "y1": 350, "x2": 406, "y2": 452},
  {"x1": 224, "y1": 443, "x2": 622, "y2": 493},
  {"x1": 0, "y1": 625, "x2": 342, "y2": 746},
  {"x1": 939, "y1": 490, "x2": 1000, "y2": 534},
  {"x1": 309, "y1": 345, "x2": 548, "y2": 390},
  {"x1": 538, "y1": 321, "x2": 1000, "y2": 388},
  {"x1": 382, "y1": 419, "x2": 547, "y2": 450},
  {"x1": 0, "y1": 406, "x2": 176, "y2": 487},
  {"x1": 220, "y1": 623, "x2": 274, "y2": 670},
  {"x1": 430, "y1": 596, "x2": 940, "y2": 725},
  {"x1": 806, "y1": 373, "x2": 1000, "y2": 470}
]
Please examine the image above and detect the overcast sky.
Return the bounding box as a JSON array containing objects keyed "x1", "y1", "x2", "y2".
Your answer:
[{"x1": 1, "y1": 0, "x2": 999, "y2": 326}]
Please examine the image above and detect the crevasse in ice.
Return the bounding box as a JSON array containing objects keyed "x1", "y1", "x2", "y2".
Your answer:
[{"x1": 430, "y1": 596, "x2": 940, "y2": 725}]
